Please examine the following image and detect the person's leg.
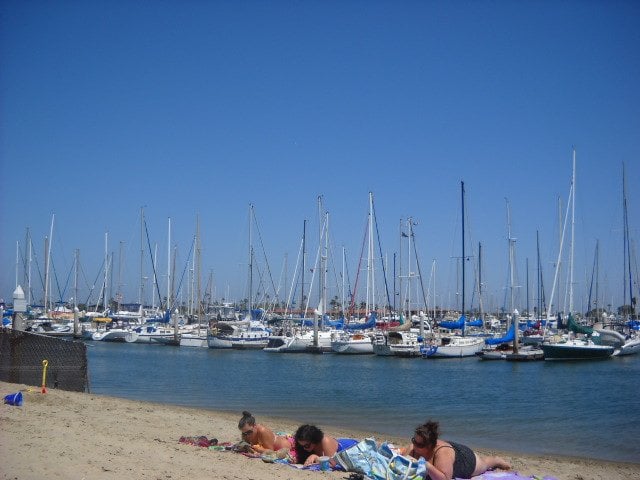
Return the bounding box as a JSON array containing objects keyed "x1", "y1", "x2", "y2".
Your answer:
[{"x1": 473, "y1": 453, "x2": 512, "y2": 475}]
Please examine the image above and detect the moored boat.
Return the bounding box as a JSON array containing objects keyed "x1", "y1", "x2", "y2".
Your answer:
[
  {"x1": 330, "y1": 331, "x2": 374, "y2": 354},
  {"x1": 422, "y1": 334, "x2": 484, "y2": 358},
  {"x1": 541, "y1": 339, "x2": 614, "y2": 360}
]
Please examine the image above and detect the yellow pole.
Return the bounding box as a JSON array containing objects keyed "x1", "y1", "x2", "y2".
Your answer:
[{"x1": 41, "y1": 359, "x2": 49, "y2": 393}]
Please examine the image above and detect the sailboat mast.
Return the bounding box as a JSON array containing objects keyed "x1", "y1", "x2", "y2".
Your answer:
[
  {"x1": 44, "y1": 214, "x2": 55, "y2": 312},
  {"x1": 505, "y1": 198, "x2": 519, "y2": 352},
  {"x1": 536, "y1": 231, "x2": 541, "y2": 320},
  {"x1": 407, "y1": 217, "x2": 412, "y2": 321},
  {"x1": 323, "y1": 212, "x2": 329, "y2": 319},
  {"x1": 103, "y1": 231, "x2": 108, "y2": 311},
  {"x1": 478, "y1": 242, "x2": 483, "y2": 322},
  {"x1": 152, "y1": 243, "x2": 158, "y2": 309},
  {"x1": 461, "y1": 181, "x2": 466, "y2": 319},
  {"x1": 167, "y1": 217, "x2": 171, "y2": 310},
  {"x1": 398, "y1": 218, "x2": 404, "y2": 320},
  {"x1": 117, "y1": 241, "x2": 123, "y2": 311},
  {"x1": 317, "y1": 196, "x2": 324, "y2": 319},
  {"x1": 196, "y1": 216, "x2": 202, "y2": 331},
  {"x1": 526, "y1": 258, "x2": 529, "y2": 317},
  {"x1": 342, "y1": 246, "x2": 346, "y2": 316},
  {"x1": 301, "y1": 219, "x2": 306, "y2": 317},
  {"x1": 15, "y1": 241, "x2": 19, "y2": 289},
  {"x1": 569, "y1": 149, "x2": 576, "y2": 314},
  {"x1": 74, "y1": 248, "x2": 79, "y2": 336},
  {"x1": 74, "y1": 249, "x2": 79, "y2": 311},
  {"x1": 27, "y1": 229, "x2": 32, "y2": 306},
  {"x1": 139, "y1": 207, "x2": 145, "y2": 305},
  {"x1": 622, "y1": 162, "x2": 633, "y2": 315},
  {"x1": 506, "y1": 198, "x2": 515, "y2": 320},
  {"x1": 367, "y1": 192, "x2": 374, "y2": 314},
  {"x1": 248, "y1": 205, "x2": 253, "y2": 314}
]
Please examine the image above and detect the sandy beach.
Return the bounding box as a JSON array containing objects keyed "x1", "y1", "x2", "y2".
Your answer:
[{"x1": 0, "y1": 381, "x2": 637, "y2": 480}]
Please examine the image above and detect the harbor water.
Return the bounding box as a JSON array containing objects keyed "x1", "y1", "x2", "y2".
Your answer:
[{"x1": 86, "y1": 342, "x2": 640, "y2": 464}]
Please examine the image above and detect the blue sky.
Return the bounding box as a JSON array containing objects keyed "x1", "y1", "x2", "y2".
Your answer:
[{"x1": 1, "y1": 1, "x2": 638, "y2": 315}]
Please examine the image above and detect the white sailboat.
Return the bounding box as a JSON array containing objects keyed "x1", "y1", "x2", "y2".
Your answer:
[
  {"x1": 268, "y1": 202, "x2": 335, "y2": 353},
  {"x1": 180, "y1": 216, "x2": 208, "y2": 348},
  {"x1": 423, "y1": 181, "x2": 483, "y2": 358}
]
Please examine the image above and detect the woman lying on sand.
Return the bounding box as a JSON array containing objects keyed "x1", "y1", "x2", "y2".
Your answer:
[
  {"x1": 237, "y1": 411, "x2": 296, "y2": 458},
  {"x1": 400, "y1": 420, "x2": 511, "y2": 480},
  {"x1": 294, "y1": 424, "x2": 358, "y2": 466}
]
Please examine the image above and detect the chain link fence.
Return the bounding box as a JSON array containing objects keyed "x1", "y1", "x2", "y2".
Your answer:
[{"x1": 0, "y1": 327, "x2": 88, "y2": 392}]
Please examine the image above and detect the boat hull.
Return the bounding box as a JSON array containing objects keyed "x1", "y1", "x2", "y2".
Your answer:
[
  {"x1": 613, "y1": 337, "x2": 640, "y2": 356},
  {"x1": 542, "y1": 342, "x2": 614, "y2": 360},
  {"x1": 91, "y1": 329, "x2": 130, "y2": 342},
  {"x1": 331, "y1": 333, "x2": 374, "y2": 354},
  {"x1": 179, "y1": 334, "x2": 208, "y2": 348},
  {"x1": 264, "y1": 330, "x2": 333, "y2": 353},
  {"x1": 331, "y1": 339, "x2": 374, "y2": 354},
  {"x1": 423, "y1": 336, "x2": 484, "y2": 358}
]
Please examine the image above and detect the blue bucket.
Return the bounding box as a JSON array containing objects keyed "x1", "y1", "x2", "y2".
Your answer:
[{"x1": 3, "y1": 391, "x2": 23, "y2": 406}]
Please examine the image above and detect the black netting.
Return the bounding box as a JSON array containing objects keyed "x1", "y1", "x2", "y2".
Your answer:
[{"x1": 0, "y1": 327, "x2": 88, "y2": 392}]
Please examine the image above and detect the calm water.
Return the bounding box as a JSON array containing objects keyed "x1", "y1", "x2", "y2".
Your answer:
[{"x1": 86, "y1": 342, "x2": 640, "y2": 464}]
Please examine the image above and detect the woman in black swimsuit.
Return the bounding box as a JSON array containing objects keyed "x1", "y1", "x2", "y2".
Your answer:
[{"x1": 402, "y1": 420, "x2": 511, "y2": 480}]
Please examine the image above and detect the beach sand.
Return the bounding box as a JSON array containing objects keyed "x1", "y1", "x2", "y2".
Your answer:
[{"x1": 1, "y1": 381, "x2": 637, "y2": 480}]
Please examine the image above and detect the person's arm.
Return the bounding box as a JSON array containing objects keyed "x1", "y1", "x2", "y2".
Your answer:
[
  {"x1": 398, "y1": 445, "x2": 414, "y2": 457},
  {"x1": 303, "y1": 436, "x2": 337, "y2": 466}
]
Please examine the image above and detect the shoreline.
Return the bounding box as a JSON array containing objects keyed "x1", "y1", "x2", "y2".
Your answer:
[{"x1": 1, "y1": 381, "x2": 638, "y2": 480}]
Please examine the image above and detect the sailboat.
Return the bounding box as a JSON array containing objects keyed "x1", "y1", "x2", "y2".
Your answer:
[
  {"x1": 180, "y1": 217, "x2": 209, "y2": 347},
  {"x1": 597, "y1": 163, "x2": 640, "y2": 356},
  {"x1": 265, "y1": 203, "x2": 333, "y2": 353},
  {"x1": 479, "y1": 200, "x2": 544, "y2": 361},
  {"x1": 423, "y1": 181, "x2": 484, "y2": 358},
  {"x1": 542, "y1": 150, "x2": 614, "y2": 360},
  {"x1": 331, "y1": 194, "x2": 380, "y2": 355},
  {"x1": 209, "y1": 205, "x2": 271, "y2": 349}
]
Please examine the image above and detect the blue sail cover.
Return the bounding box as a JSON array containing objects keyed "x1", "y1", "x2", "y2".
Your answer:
[
  {"x1": 344, "y1": 312, "x2": 377, "y2": 331},
  {"x1": 466, "y1": 318, "x2": 483, "y2": 327},
  {"x1": 626, "y1": 320, "x2": 640, "y2": 330},
  {"x1": 485, "y1": 324, "x2": 515, "y2": 345},
  {"x1": 299, "y1": 318, "x2": 316, "y2": 327},
  {"x1": 439, "y1": 315, "x2": 466, "y2": 331},
  {"x1": 323, "y1": 315, "x2": 344, "y2": 329}
]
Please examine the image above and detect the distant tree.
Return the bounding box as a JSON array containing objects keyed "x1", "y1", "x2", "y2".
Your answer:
[{"x1": 618, "y1": 304, "x2": 635, "y2": 316}]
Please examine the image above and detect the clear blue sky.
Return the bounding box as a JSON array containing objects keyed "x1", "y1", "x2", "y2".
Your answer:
[{"x1": 1, "y1": 1, "x2": 638, "y2": 315}]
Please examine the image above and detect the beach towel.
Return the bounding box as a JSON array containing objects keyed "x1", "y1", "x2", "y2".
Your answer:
[
  {"x1": 470, "y1": 473, "x2": 557, "y2": 480},
  {"x1": 178, "y1": 435, "x2": 218, "y2": 448}
]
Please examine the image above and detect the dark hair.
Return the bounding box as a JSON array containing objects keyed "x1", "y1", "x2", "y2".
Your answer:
[
  {"x1": 414, "y1": 420, "x2": 439, "y2": 449},
  {"x1": 238, "y1": 411, "x2": 256, "y2": 429},
  {"x1": 294, "y1": 424, "x2": 324, "y2": 464}
]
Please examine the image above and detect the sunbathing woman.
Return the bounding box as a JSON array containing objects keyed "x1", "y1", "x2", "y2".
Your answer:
[
  {"x1": 294, "y1": 424, "x2": 358, "y2": 466},
  {"x1": 237, "y1": 411, "x2": 294, "y2": 457},
  {"x1": 401, "y1": 420, "x2": 511, "y2": 480}
]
